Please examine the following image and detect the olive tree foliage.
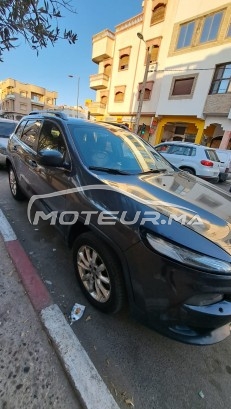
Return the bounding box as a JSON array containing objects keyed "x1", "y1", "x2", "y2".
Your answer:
[{"x1": 0, "y1": 0, "x2": 77, "y2": 61}]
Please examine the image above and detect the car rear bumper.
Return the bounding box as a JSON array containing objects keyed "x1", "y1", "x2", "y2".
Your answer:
[{"x1": 219, "y1": 172, "x2": 229, "y2": 182}]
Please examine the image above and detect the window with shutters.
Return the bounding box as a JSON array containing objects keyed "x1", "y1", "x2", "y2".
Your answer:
[
  {"x1": 104, "y1": 64, "x2": 112, "y2": 76},
  {"x1": 149, "y1": 45, "x2": 159, "y2": 63},
  {"x1": 138, "y1": 81, "x2": 154, "y2": 101},
  {"x1": 151, "y1": 3, "x2": 166, "y2": 25},
  {"x1": 169, "y1": 75, "x2": 198, "y2": 99},
  {"x1": 114, "y1": 91, "x2": 124, "y2": 102},
  {"x1": 119, "y1": 54, "x2": 129, "y2": 71},
  {"x1": 101, "y1": 95, "x2": 108, "y2": 104}
]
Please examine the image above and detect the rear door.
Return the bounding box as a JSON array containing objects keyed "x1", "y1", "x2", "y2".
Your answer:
[{"x1": 30, "y1": 119, "x2": 72, "y2": 222}]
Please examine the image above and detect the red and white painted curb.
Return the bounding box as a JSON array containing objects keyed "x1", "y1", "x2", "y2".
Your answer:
[{"x1": 0, "y1": 209, "x2": 120, "y2": 409}]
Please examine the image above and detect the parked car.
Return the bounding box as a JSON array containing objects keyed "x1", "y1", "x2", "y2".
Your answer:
[
  {"x1": 6, "y1": 111, "x2": 231, "y2": 345},
  {"x1": 155, "y1": 141, "x2": 220, "y2": 182},
  {"x1": 99, "y1": 121, "x2": 130, "y2": 131},
  {"x1": 0, "y1": 118, "x2": 18, "y2": 165},
  {"x1": 215, "y1": 149, "x2": 231, "y2": 182}
]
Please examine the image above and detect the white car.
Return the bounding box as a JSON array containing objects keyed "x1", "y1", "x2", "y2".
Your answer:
[
  {"x1": 215, "y1": 149, "x2": 231, "y2": 182},
  {"x1": 0, "y1": 118, "x2": 18, "y2": 165},
  {"x1": 154, "y1": 142, "x2": 220, "y2": 182}
]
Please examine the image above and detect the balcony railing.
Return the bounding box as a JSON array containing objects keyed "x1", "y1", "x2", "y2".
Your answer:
[
  {"x1": 90, "y1": 73, "x2": 109, "y2": 90},
  {"x1": 88, "y1": 101, "x2": 106, "y2": 115},
  {"x1": 92, "y1": 29, "x2": 115, "y2": 63}
]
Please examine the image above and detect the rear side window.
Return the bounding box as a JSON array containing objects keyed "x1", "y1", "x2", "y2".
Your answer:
[
  {"x1": 205, "y1": 149, "x2": 220, "y2": 162},
  {"x1": 169, "y1": 145, "x2": 192, "y2": 155},
  {"x1": 20, "y1": 119, "x2": 42, "y2": 151},
  {"x1": 0, "y1": 122, "x2": 17, "y2": 137}
]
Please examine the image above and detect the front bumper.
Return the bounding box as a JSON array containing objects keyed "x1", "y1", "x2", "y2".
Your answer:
[{"x1": 125, "y1": 241, "x2": 231, "y2": 345}]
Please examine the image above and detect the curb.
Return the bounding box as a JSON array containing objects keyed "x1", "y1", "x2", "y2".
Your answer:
[{"x1": 0, "y1": 209, "x2": 120, "y2": 409}]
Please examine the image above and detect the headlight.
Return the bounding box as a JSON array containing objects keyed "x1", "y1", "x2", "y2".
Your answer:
[{"x1": 146, "y1": 233, "x2": 231, "y2": 274}]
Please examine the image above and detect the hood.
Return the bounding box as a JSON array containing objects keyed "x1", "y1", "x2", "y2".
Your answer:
[{"x1": 93, "y1": 170, "x2": 231, "y2": 256}]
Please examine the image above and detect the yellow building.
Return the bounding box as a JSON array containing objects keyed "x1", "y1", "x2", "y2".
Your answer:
[
  {"x1": 0, "y1": 78, "x2": 57, "y2": 120},
  {"x1": 89, "y1": 0, "x2": 231, "y2": 149}
]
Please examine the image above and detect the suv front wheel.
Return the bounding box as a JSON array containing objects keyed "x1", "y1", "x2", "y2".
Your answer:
[
  {"x1": 8, "y1": 165, "x2": 25, "y2": 200},
  {"x1": 73, "y1": 232, "x2": 126, "y2": 313}
]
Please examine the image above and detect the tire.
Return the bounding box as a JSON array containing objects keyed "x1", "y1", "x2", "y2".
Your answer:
[
  {"x1": 8, "y1": 165, "x2": 25, "y2": 200},
  {"x1": 73, "y1": 232, "x2": 126, "y2": 313},
  {"x1": 181, "y1": 167, "x2": 195, "y2": 175}
]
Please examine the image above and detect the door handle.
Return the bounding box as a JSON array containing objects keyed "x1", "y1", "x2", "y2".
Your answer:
[{"x1": 28, "y1": 159, "x2": 37, "y2": 168}]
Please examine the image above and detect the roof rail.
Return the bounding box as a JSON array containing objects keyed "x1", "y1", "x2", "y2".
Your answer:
[{"x1": 28, "y1": 110, "x2": 68, "y2": 120}]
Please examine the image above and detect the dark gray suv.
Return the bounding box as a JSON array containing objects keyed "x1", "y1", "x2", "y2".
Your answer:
[{"x1": 6, "y1": 111, "x2": 231, "y2": 345}]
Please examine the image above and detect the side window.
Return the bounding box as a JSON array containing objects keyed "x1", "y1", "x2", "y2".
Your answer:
[
  {"x1": 191, "y1": 148, "x2": 196, "y2": 156},
  {"x1": 38, "y1": 121, "x2": 66, "y2": 155},
  {"x1": 15, "y1": 120, "x2": 28, "y2": 139},
  {"x1": 156, "y1": 144, "x2": 170, "y2": 152},
  {"x1": 20, "y1": 120, "x2": 42, "y2": 151},
  {"x1": 169, "y1": 145, "x2": 183, "y2": 155}
]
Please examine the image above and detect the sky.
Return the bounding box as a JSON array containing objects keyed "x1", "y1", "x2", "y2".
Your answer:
[{"x1": 0, "y1": 0, "x2": 142, "y2": 108}]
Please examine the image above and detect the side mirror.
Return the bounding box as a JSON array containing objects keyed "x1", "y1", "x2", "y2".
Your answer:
[{"x1": 38, "y1": 149, "x2": 64, "y2": 167}]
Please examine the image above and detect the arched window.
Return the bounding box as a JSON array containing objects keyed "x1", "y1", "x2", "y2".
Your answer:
[
  {"x1": 150, "y1": 45, "x2": 159, "y2": 63},
  {"x1": 151, "y1": 3, "x2": 166, "y2": 25},
  {"x1": 104, "y1": 64, "x2": 112, "y2": 76},
  {"x1": 119, "y1": 54, "x2": 129, "y2": 70},
  {"x1": 101, "y1": 95, "x2": 108, "y2": 104},
  {"x1": 138, "y1": 81, "x2": 154, "y2": 101},
  {"x1": 114, "y1": 92, "x2": 124, "y2": 102}
]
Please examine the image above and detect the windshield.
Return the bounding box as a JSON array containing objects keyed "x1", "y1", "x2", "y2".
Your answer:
[
  {"x1": 68, "y1": 123, "x2": 174, "y2": 174},
  {"x1": 0, "y1": 122, "x2": 17, "y2": 138}
]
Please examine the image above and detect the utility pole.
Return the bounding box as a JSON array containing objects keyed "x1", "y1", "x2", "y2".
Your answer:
[{"x1": 134, "y1": 33, "x2": 151, "y2": 134}]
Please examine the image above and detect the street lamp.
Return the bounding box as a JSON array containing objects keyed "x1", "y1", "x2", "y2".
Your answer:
[
  {"x1": 68, "y1": 75, "x2": 80, "y2": 118},
  {"x1": 134, "y1": 33, "x2": 151, "y2": 134}
]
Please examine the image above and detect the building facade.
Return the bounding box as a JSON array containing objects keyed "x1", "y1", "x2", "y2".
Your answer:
[
  {"x1": 89, "y1": 0, "x2": 231, "y2": 148},
  {"x1": 0, "y1": 78, "x2": 58, "y2": 120}
]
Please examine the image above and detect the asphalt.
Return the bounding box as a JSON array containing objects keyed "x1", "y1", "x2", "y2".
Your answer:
[{"x1": 0, "y1": 209, "x2": 120, "y2": 409}]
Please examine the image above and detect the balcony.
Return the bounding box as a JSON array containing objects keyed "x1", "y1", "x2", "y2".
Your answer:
[
  {"x1": 204, "y1": 94, "x2": 231, "y2": 116},
  {"x1": 92, "y1": 30, "x2": 115, "y2": 63},
  {"x1": 88, "y1": 102, "x2": 106, "y2": 116},
  {"x1": 90, "y1": 73, "x2": 109, "y2": 90},
  {"x1": 5, "y1": 94, "x2": 15, "y2": 100}
]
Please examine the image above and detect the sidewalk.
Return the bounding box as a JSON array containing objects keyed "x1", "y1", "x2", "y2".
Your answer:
[
  {"x1": 0, "y1": 234, "x2": 83, "y2": 409},
  {"x1": 0, "y1": 209, "x2": 120, "y2": 409}
]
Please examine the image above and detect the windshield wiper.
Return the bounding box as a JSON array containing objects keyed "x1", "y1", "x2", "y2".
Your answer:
[
  {"x1": 89, "y1": 166, "x2": 130, "y2": 175},
  {"x1": 141, "y1": 168, "x2": 168, "y2": 174}
]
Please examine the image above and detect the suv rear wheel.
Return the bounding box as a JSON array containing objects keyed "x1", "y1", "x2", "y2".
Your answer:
[
  {"x1": 181, "y1": 167, "x2": 195, "y2": 175},
  {"x1": 73, "y1": 232, "x2": 126, "y2": 313}
]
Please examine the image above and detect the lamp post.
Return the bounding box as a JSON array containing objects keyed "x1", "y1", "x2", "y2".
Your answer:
[
  {"x1": 134, "y1": 33, "x2": 151, "y2": 134},
  {"x1": 68, "y1": 75, "x2": 80, "y2": 118}
]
